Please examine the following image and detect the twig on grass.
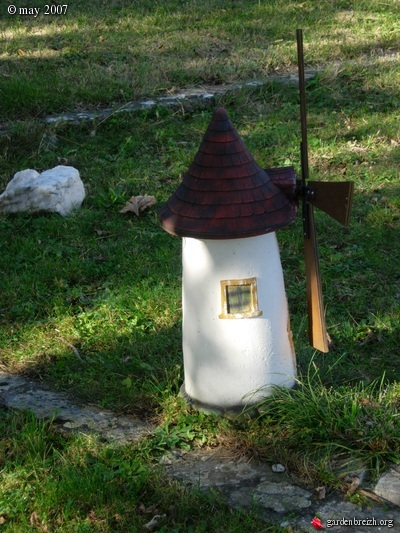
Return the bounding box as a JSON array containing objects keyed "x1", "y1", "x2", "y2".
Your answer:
[{"x1": 57, "y1": 337, "x2": 83, "y2": 362}]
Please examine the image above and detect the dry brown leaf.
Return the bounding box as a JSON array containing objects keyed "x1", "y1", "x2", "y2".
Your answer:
[
  {"x1": 30, "y1": 512, "x2": 49, "y2": 532},
  {"x1": 120, "y1": 195, "x2": 157, "y2": 216},
  {"x1": 359, "y1": 329, "x2": 382, "y2": 346},
  {"x1": 86, "y1": 510, "x2": 107, "y2": 525},
  {"x1": 30, "y1": 512, "x2": 40, "y2": 526},
  {"x1": 94, "y1": 228, "x2": 112, "y2": 237},
  {"x1": 346, "y1": 476, "x2": 361, "y2": 495},
  {"x1": 138, "y1": 503, "x2": 160, "y2": 515}
]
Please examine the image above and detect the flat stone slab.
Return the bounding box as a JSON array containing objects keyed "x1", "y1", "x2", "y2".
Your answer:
[
  {"x1": 43, "y1": 73, "x2": 317, "y2": 126},
  {"x1": 0, "y1": 372, "x2": 152, "y2": 444},
  {"x1": 162, "y1": 448, "x2": 312, "y2": 516},
  {"x1": 374, "y1": 466, "x2": 400, "y2": 507},
  {"x1": 162, "y1": 448, "x2": 400, "y2": 531}
]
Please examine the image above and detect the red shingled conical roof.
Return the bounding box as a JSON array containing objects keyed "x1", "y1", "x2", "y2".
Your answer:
[{"x1": 159, "y1": 107, "x2": 297, "y2": 239}]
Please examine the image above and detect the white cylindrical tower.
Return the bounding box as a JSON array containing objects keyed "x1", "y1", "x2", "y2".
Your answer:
[{"x1": 182, "y1": 234, "x2": 296, "y2": 409}]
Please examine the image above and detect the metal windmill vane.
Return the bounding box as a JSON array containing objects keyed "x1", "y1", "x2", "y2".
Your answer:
[{"x1": 159, "y1": 30, "x2": 354, "y2": 411}]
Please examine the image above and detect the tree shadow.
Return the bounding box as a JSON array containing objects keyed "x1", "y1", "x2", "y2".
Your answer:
[{"x1": 1, "y1": 0, "x2": 398, "y2": 120}]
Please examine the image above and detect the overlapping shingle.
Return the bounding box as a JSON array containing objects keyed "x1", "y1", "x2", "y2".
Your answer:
[{"x1": 159, "y1": 107, "x2": 297, "y2": 239}]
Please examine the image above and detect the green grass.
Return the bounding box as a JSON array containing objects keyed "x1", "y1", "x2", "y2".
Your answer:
[
  {"x1": 0, "y1": 408, "x2": 277, "y2": 532},
  {"x1": 0, "y1": 0, "x2": 399, "y2": 120},
  {"x1": 1, "y1": 0, "x2": 400, "y2": 530}
]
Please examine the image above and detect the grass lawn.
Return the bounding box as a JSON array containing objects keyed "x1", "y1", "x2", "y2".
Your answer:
[{"x1": 0, "y1": 0, "x2": 400, "y2": 530}]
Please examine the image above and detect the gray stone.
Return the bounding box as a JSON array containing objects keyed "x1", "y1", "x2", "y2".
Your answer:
[
  {"x1": 0, "y1": 165, "x2": 85, "y2": 216},
  {"x1": 373, "y1": 466, "x2": 400, "y2": 507},
  {"x1": 38, "y1": 52, "x2": 400, "y2": 129},
  {"x1": 162, "y1": 447, "x2": 314, "y2": 523},
  {"x1": 271, "y1": 463, "x2": 286, "y2": 473},
  {"x1": 162, "y1": 449, "x2": 400, "y2": 530},
  {"x1": 159, "y1": 450, "x2": 187, "y2": 465},
  {"x1": 253, "y1": 480, "x2": 312, "y2": 513},
  {"x1": 43, "y1": 72, "x2": 318, "y2": 126},
  {"x1": 0, "y1": 372, "x2": 151, "y2": 444}
]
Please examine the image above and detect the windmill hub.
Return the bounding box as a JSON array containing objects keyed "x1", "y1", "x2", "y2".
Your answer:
[{"x1": 305, "y1": 186, "x2": 316, "y2": 200}]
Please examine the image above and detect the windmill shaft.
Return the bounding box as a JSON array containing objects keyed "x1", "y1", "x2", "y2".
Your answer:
[
  {"x1": 297, "y1": 30, "x2": 309, "y2": 183},
  {"x1": 297, "y1": 28, "x2": 330, "y2": 353},
  {"x1": 300, "y1": 141, "x2": 310, "y2": 237},
  {"x1": 304, "y1": 204, "x2": 329, "y2": 353}
]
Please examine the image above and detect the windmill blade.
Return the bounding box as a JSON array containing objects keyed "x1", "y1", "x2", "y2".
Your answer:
[
  {"x1": 304, "y1": 203, "x2": 329, "y2": 353},
  {"x1": 308, "y1": 180, "x2": 354, "y2": 226},
  {"x1": 303, "y1": 180, "x2": 353, "y2": 352},
  {"x1": 297, "y1": 29, "x2": 330, "y2": 352}
]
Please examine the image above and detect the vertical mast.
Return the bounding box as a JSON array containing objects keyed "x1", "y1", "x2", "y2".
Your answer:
[{"x1": 296, "y1": 29, "x2": 329, "y2": 353}]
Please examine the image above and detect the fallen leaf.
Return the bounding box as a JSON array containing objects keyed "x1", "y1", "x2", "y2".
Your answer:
[
  {"x1": 86, "y1": 510, "x2": 107, "y2": 525},
  {"x1": 30, "y1": 512, "x2": 40, "y2": 526},
  {"x1": 94, "y1": 228, "x2": 112, "y2": 236},
  {"x1": 30, "y1": 512, "x2": 49, "y2": 531},
  {"x1": 315, "y1": 486, "x2": 326, "y2": 500},
  {"x1": 358, "y1": 397, "x2": 380, "y2": 408},
  {"x1": 359, "y1": 329, "x2": 382, "y2": 346},
  {"x1": 120, "y1": 194, "x2": 156, "y2": 216},
  {"x1": 139, "y1": 503, "x2": 160, "y2": 514},
  {"x1": 346, "y1": 476, "x2": 361, "y2": 495}
]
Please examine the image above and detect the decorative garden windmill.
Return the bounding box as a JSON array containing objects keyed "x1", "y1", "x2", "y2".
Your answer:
[{"x1": 159, "y1": 30, "x2": 353, "y2": 411}]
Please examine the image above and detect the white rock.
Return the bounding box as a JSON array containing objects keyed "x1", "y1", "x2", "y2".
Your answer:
[
  {"x1": 0, "y1": 165, "x2": 85, "y2": 216},
  {"x1": 271, "y1": 463, "x2": 286, "y2": 473}
]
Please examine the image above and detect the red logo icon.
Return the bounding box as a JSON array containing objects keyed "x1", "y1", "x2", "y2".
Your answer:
[{"x1": 311, "y1": 517, "x2": 325, "y2": 529}]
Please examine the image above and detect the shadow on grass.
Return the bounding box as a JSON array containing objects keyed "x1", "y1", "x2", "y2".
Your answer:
[
  {"x1": 1, "y1": 0, "x2": 398, "y2": 120},
  {"x1": 20, "y1": 324, "x2": 183, "y2": 417},
  {"x1": 0, "y1": 407, "x2": 257, "y2": 532},
  {"x1": 0, "y1": 207, "x2": 184, "y2": 415}
]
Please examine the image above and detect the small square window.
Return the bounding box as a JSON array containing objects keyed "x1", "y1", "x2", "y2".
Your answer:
[{"x1": 219, "y1": 277, "x2": 262, "y2": 319}]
